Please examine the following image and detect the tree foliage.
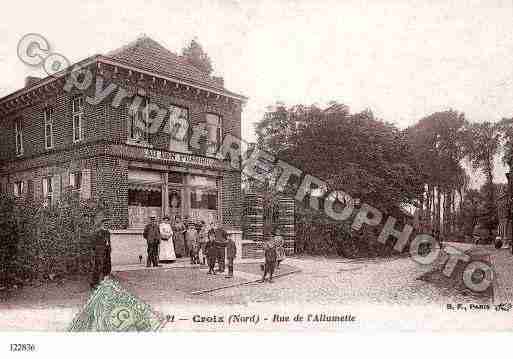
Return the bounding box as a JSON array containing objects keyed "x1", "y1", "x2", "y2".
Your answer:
[
  {"x1": 181, "y1": 39, "x2": 213, "y2": 75},
  {"x1": 254, "y1": 102, "x2": 424, "y2": 215}
]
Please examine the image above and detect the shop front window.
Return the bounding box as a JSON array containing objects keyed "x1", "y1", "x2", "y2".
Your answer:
[
  {"x1": 187, "y1": 175, "x2": 218, "y2": 225},
  {"x1": 128, "y1": 170, "x2": 162, "y2": 228}
]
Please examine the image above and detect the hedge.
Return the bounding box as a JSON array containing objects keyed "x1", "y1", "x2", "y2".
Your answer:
[{"x1": 0, "y1": 190, "x2": 108, "y2": 287}]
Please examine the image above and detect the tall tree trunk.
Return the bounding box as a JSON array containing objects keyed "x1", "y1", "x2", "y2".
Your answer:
[
  {"x1": 431, "y1": 185, "x2": 436, "y2": 231},
  {"x1": 436, "y1": 186, "x2": 441, "y2": 235},
  {"x1": 426, "y1": 184, "x2": 432, "y2": 231}
]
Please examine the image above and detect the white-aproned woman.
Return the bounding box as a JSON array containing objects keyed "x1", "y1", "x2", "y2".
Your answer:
[{"x1": 159, "y1": 215, "x2": 176, "y2": 262}]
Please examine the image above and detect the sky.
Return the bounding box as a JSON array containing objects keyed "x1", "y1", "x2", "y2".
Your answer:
[{"x1": 1, "y1": 0, "x2": 513, "y2": 186}]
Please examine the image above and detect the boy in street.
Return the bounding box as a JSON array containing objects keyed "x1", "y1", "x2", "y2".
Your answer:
[{"x1": 225, "y1": 236, "x2": 237, "y2": 278}]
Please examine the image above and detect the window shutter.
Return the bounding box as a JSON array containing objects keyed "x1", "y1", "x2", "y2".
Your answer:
[
  {"x1": 13, "y1": 183, "x2": 18, "y2": 197},
  {"x1": 80, "y1": 169, "x2": 91, "y2": 200}
]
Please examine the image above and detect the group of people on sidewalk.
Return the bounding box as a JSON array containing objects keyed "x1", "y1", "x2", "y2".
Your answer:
[
  {"x1": 142, "y1": 213, "x2": 238, "y2": 278},
  {"x1": 89, "y1": 214, "x2": 287, "y2": 289}
]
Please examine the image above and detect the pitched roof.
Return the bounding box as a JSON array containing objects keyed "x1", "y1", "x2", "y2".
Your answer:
[{"x1": 105, "y1": 36, "x2": 225, "y2": 91}]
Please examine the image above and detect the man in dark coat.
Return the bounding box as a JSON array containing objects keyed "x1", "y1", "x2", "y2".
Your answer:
[
  {"x1": 213, "y1": 223, "x2": 228, "y2": 273},
  {"x1": 205, "y1": 231, "x2": 217, "y2": 275},
  {"x1": 90, "y1": 218, "x2": 112, "y2": 289},
  {"x1": 225, "y1": 236, "x2": 237, "y2": 278},
  {"x1": 143, "y1": 214, "x2": 161, "y2": 267},
  {"x1": 261, "y1": 241, "x2": 277, "y2": 283}
]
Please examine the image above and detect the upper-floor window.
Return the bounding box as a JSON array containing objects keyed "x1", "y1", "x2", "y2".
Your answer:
[
  {"x1": 69, "y1": 171, "x2": 82, "y2": 190},
  {"x1": 13, "y1": 180, "x2": 24, "y2": 197},
  {"x1": 168, "y1": 105, "x2": 189, "y2": 152},
  {"x1": 44, "y1": 107, "x2": 54, "y2": 149},
  {"x1": 15, "y1": 118, "x2": 24, "y2": 156},
  {"x1": 72, "y1": 96, "x2": 84, "y2": 142},
  {"x1": 128, "y1": 97, "x2": 150, "y2": 144},
  {"x1": 42, "y1": 177, "x2": 53, "y2": 204},
  {"x1": 206, "y1": 113, "x2": 221, "y2": 156}
]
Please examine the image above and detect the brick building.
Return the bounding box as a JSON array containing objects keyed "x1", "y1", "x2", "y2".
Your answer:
[{"x1": 0, "y1": 37, "x2": 246, "y2": 265}]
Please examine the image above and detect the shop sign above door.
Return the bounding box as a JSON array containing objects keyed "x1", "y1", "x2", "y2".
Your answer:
[{"x1": 144, "y1": 149, "x2": 224, "y2": 169}]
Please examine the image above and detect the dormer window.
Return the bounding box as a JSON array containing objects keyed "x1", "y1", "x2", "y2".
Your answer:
[
  {"x1": 15, "y1": 118, "x2": 23, "y2": 156},
  {"x1": 72, "y1": 96, "x2": 84, "y2": 142},
  {"x1": 44, "y1": 107, "x2": 54, "y2": 149}
]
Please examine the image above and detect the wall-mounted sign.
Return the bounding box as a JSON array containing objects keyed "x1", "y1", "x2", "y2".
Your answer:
[{"x1": 144, "y1": 149, "x2": 223, "y2": 169}]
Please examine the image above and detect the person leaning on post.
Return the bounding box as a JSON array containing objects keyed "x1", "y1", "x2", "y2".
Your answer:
[
  {"x1": 143, "y1": 213, "x2": 161, "y2": 267},
  {"x1": 90, "y1": 217, "x2": 112, "y2": 289}
]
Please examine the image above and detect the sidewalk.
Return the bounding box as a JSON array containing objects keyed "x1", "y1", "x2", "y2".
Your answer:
[
  {"x1": 113, "y1": 257, "x2": 262, "y2": 272},
  {"x1": 489, "y1": 248, "x2": 513, "y2": 303}
]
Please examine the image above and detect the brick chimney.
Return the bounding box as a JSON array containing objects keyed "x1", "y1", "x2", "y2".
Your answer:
[
  {"x1": 212, "y1": 76, "x2": 224, "y2": 87},
  {"x1": 25, "y1": 76, "x2": 41, "y2": 88}
]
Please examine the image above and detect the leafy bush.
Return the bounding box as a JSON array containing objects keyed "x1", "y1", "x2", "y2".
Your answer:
[{"x1": 0, "y1": 190, "x2": 108, "y2": 287}]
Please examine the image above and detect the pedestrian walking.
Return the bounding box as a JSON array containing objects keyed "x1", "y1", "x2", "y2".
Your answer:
[
  {"x1": 90, "y1": 218, "x2": 112, "y2": 289},
  {"x1": 205, "y1": 231, "x2": 217, "y2": 275},
  {"x1": 261, "y1": 241, "x2": 277, "y2": 283},
  {"x1": 143, "y1": 213, "x2": 161, "y2": 267},
  {"x1": 225, "y1": 235, "x2": 237, "y2": 278},
  {"x1": 159, "y1": 215, "x2": 176, "y2": 262}
]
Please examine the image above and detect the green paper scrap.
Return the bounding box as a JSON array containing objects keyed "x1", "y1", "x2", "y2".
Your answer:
[{"x1": 68, "y1": 278, "x2": 169, "y2": 332}]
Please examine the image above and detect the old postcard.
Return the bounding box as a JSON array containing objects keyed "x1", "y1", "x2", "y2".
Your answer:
[{"x1": 1, "y1": 0, "x2": 513, "y2": 344}]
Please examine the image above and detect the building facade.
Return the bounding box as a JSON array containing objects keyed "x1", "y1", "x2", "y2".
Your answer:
[{"x1": 0, "y1": 37, "x2": 246, "y2": 264}]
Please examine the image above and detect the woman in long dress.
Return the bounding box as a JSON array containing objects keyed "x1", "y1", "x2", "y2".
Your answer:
[
  {"x1": 159, "y1": 216, "x2": 176, "y2": 262},
  {"x1": 172, "y1": 216, "x2": 186, "y2": 258}
]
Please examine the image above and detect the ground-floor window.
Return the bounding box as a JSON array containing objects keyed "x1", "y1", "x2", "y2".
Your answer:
[
  {"x1": 128, "y1": 170, "x2": 163, "y2": 228},
  {"x1": 187, "y1": 175, "x2": 218, "y2": 225},
  {"x1": 127, "y1": 169, "x2": 220, "y2": 228}
]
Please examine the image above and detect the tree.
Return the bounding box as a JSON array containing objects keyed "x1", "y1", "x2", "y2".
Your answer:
[
  {"x1": 405, "y1": 110, "x2": 467, "y2": 235},
  {"x1": 457, "y1": 188, "x2": 484, "y2": 236},
  {"x1": 181, "y1": 39, "x2": 213, "y2": 75},
  {"x1": 463, "y1": 121, "x2": 500, "y2": 237},
  {"x1": 254, "y1": 102, "x2": 424, "y2": 215}
]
